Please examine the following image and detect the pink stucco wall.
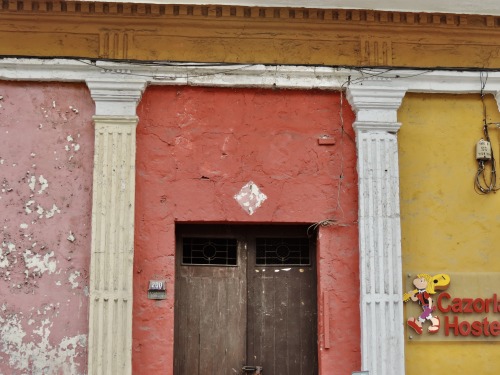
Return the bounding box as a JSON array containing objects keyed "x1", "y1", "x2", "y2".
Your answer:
[
  {"x1": 133, "y1": 86, "x2": 360, "y2": 374},
  {"x1": 0, "y1": 82, "x2": 94, "y2": 374}
]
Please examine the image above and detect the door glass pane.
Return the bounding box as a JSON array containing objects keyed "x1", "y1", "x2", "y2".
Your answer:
[
  {"x1": 255, "y1": 237, "x2": 310, "y2": 266},
  {"x1": 182, "y1": 237, "x2": 237, "y2": 266}
]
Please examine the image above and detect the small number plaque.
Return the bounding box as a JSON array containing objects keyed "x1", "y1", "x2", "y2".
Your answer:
[{"x1": 148, "y1": 280, "x2": 166, "y2": 300}]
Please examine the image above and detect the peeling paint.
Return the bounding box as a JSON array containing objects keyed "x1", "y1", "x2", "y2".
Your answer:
[
  {"x1": 25, "y1": 200, "x2": 35, "y2": 214},
  {"x1": 0, "y1": 82, "x2": 94, "y2": 374},
  {"x1": 23, "y1": 250, "x2": 57, "y2": 275},
  {"x1": 69, "y1": 271, "x2": 80, "y2": 289},
  {"x1": 44, "y1": 204, "x2": 60, "y2": 219},
  {"x1": 28, "y1": 176, "x2": 36, "y2": 192},
  {"x1": 37, "y1": 175, "x2": 48, "y2": 194},
  {"x1": 0, "y1": 245, "x2": 9, "y2": 268},
  {"x1": 67, "y1": 232, "x2": 75, "y2": 243},
  {"x1": 0, "y1": 310, "x2": 87, "y2": 375}
]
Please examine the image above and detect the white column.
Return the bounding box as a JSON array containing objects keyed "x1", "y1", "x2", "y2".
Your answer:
[
  {"x1": 86, "y1": 79, "x2": 147, "y2": 375},
  {"x1": 495, "y1": 91, "x2": 500, "y2": 113},
  {"x1": 347, "y1": 84, "x2": 407, "y2": 375}
]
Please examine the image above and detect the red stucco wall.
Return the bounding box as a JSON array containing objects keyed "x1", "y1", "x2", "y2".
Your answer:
[
  {"x1": 134, "y1": 86, "x2": 360, "y2": 374},
  {"x1": 0, "y1": 82, "x2": 94, "y2": 374}
]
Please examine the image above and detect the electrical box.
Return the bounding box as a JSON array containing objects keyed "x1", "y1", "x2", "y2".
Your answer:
[{"x1": 476, "y1": 139, "x2": 492, "y2": 161}]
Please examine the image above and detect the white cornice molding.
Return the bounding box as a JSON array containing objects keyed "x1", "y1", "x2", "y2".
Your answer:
[
  {"x1": 2, "y1": 59, "x2": 500, "y2": 96},
  {"x1": 0, "y1": 59, "x2": 351, "y2": 90},
  {"x1": 3, "y1": 58, "x2": 500, "y2": 118}
]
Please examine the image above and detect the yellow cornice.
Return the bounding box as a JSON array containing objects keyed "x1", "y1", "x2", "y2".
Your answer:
[{"x1": 1, "y1": 1, "x2": 500, "y2": 68}]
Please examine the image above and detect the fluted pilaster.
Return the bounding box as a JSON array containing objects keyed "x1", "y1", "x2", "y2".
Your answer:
[
  {"x1": 347, "y1": 84, "x2": 407, "y2": 375},
  {"x1": 86, "y1": 79, "x2": 146, "y2": 375}
]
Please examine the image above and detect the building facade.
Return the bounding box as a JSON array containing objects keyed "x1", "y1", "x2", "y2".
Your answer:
[{"x1": 1, "y1": 1, "x2": 500, "y2": 374}]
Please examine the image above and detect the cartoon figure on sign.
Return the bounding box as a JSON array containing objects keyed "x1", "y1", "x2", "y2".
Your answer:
[{"x1": 403, "y1": 273, "x2": 451, "y2": 334}]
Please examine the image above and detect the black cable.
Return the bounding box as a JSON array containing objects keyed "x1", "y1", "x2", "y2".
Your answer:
[
  {"x1": 474, "y1": 72, "x2": 499, "y2": 194},
  {"x1": 2, "y1": 54, "x2": 500, "y2": 73},
  {"x1": 75, "y1": 58, "x2": 254, "y2": 79}
]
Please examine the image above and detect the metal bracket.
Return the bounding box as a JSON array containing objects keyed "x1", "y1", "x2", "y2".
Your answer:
[{"x1": 242, "y1": 365, "x2": 263, "y2": 374}]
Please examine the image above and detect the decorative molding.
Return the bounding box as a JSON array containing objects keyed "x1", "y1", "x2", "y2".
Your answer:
[
  {"x1": 361, "y1": 38, "x2": 392, "y2": 66},
  {"x1": 350, "y1": 120, "x2": 401, "y2": 134},
  {"x1": 87, "y1": 81, "x2": 146, "y2": 375},
  {"x1": 2, "y1": 59, "x2": 500, "y2": 94},
  {"x1": 1, "y1": 1, "x2": 500, "y2": 27},
  {"x1": 346, "y1": 85, "x2": 407, "y2": 375},
  {"x1": 76, "y1": 0, "x2": 500, "y2": 17},
  {"x1": 2, "y1": 7, "x2": 500, "y2": 68},
  {"x1": 99, "y1": 31, "x2": 130, "y2": 59},
  {"x1": 86, "y1": 79, "x2": 147, "y2": 116},
  {"x1": 347, "y1": 85, "x2": 407, "y2": 126}
]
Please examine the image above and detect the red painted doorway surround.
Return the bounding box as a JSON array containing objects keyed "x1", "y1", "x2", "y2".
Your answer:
[{"x1": 133, "y1": 86, "x2": 360, "y2": 374}]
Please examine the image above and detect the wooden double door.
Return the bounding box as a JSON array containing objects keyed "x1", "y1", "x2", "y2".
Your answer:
[{"x1": 174, "y1": 225, "x2": 318, "y2": 375}]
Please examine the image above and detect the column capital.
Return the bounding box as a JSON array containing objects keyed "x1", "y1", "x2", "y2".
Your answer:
[
  {"x1": 92, "y1": 115, "x2": 139, "y2": 127},
  {"x1": 346, "y1": 84, "x2": 407, "y2": 133},
  {"x1": 86, "y1": 78, "x2": 147, "y2": 117}
]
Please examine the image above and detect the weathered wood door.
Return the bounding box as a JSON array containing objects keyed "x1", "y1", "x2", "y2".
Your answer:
[{"x1": 174, "y1": 225, "x2": 318, "y2": 375}]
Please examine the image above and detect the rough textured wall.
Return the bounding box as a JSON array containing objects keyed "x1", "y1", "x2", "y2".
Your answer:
[
  {"x1": 134, "y1": 86, "x2": 359, "y2": 374},
  {"x1": 399, "y1": 93, "x2": 500, "y2": 374},
  {"x1": 0, "y1": 82, "x2": 94, "y2": 375}
]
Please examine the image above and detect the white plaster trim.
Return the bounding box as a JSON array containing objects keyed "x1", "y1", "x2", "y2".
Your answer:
[
  {"x1": 2, "y1": 59, "x2": 500, "y2": 96},
  {"x1": 86, "y1": 79, "x2": 147, "y2": 116},
  {"x1": 347, "y1": 86, "x2": 407, "y2": 125},
  {"x1": 347, "y1": 86, "x2": 407, "y2": 375},
  {"x1": 79, "y1": 0, "x2": 500, "y2": 16},
  {"x1": 352, "y1": 120, "x2": 402, "y2": 134},
  {"x1": 87, "y1": 82, "x2": 146, "y2": 375},
  {"x1": 495, "y1": 92, "x2": 500, "y2": 113}
]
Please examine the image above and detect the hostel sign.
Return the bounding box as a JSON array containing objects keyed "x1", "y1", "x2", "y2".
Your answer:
[
  {"x1": 437, "y1": 292, "x2": 500, "y2": 337},
  {"x1": 403, "y1": 273, "x2": 500, "y2": 341}
]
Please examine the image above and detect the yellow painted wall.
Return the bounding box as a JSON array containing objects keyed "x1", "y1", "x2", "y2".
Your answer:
[{"x1": 399, "y1": 93, "x2": 500, "y2": 374}]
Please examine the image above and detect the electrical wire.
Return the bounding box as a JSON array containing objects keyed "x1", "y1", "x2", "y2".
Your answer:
[
  {"x1": 3, "y1": 54, "x2": 500, "y2": 73},
  {"x1": 75, "y1": 58, "x2": 255, "y2": 80},
  {"x1": 474, "y1": 72, "x2": 499, "y2": 194}
]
